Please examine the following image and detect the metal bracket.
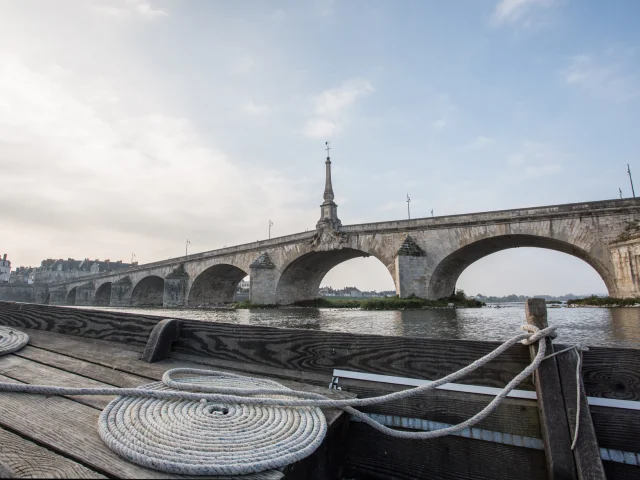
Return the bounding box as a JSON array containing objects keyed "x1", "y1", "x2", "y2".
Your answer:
[{"x1": 328, "y1": 376, "x2": 342, "y2": 390}]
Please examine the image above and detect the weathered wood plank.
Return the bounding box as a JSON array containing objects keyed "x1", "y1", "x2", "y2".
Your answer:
[
  {"x1": 555, "y1": 349, "x2": 606, "y2": 479},
  {"x1": 0, "y1": 354, "x2": 117, "y2": 409},
  {"x1": 173, "y1": 320, "x2": 536, "y2": 390},
  {"x1": 4, "y1": 303, "x2": 639, "y2": 400},
  {"x1": 603, "y1": 462, "x2": 640, "y2": 480},
  {"x1": 14, "y1": 345, "x2": 151, "y2": 388},
  {"x1": 0, "y1": 301, "x2": 160, "y2": 347},
  {"x1": 0, "y1": 426, "x2": 106, "y2": 479},
  {"x1": 525, "y1": 298, "x2": 576, "y2": 479},
  {"x1": 19, "y1": 329, "x2": 352, "y2": 425},
  {"x1": 556, "y1": 344, "x2": 640, "y2": 401},
  {"x1": 337, "y1": 376, "x2": 541, "y2": 438},
  {"x1": 344, "y1": 421, "x2": 547, "y2": 480},
  {"x1": 0, "y1": 374, "x2": 189, "y2": 478},
  {"x1": 590, "y1": 406, "x2": 640, "y2": 453}
]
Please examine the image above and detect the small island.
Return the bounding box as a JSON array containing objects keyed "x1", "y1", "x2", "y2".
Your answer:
[{"x1": 233, "y1": 289, "x2": 484, "y2": 310}]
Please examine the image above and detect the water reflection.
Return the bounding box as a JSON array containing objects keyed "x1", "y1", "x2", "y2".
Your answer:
[{"x1": 74, "y1": 304, "x2": 640, "y2": 348}]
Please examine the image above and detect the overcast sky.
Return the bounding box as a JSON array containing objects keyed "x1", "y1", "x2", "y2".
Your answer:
[{"x1": 2, "y1": 0, "x2": 639, "y2": 296}]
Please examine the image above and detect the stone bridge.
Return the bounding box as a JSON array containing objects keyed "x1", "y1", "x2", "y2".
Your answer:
[{"x1": 33, "y1": 153, "x2": 640, "y2": 307}]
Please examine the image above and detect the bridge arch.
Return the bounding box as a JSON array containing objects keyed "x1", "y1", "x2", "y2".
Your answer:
[
  {"x1": 66, "y1": 287, "x2": 77, "y2": 305},
  {"x1": 131, "y1": 276, "x2": 164, "y2": 307},
  {"x1": 188, "y1": 264, "x2": 248, "y2": 306},
  {"x1": 94, "y1": 282, "x2": 112, "y2": 306},
  {"x1": 275, "y1": 247, "x2": 394, "y2": 304},
  {"x1": 427, "y1": 234, "x2": 616, "y2": 299}
]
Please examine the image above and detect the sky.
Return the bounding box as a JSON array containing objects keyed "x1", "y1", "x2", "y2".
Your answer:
[{"x1": 1, "y1": 0, "x2": 639, "y2": 296}]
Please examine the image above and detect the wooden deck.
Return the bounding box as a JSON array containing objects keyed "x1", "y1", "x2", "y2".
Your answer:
[
  {"x1": 0, "y1": 328, "x2": 350, "y2": 479},
  {"x1": 1, "y1": 301, "x2": 639, "y2": 479}
]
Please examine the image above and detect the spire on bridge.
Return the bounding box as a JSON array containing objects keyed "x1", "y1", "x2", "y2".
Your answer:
[{"x1": 317, "y1": 141, "x2": 342, "y2": 230}]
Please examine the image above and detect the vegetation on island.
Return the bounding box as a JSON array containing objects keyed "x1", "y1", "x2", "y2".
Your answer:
[
  {"x1": 566, "y1": 296, "x2": 640, "y2": 307},
  {"x1": 360, "y1": 290, "x2": 484, "y2": 310},
  {"x1": 475, "y1": 293, "x2": 587, "y2": 303},
  {"x1": 233, "y1": 290, "x2": 484, "y2": 310},
  {"x1": 232, "y1": 301, "x2": 278, "y2": 309}
]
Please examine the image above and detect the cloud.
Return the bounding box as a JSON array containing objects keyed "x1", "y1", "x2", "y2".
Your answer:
[
  {"x1": 432, "y1": 119, "x2": 447, "y2": 129},
  {"x1": 303, "y1": 118, "x2": 339, "y2": 138},
  {"x1": 303, "y1": 78, "x2": 373, "y2": 138},
  {"x1": 562, "y1": 52, "x2": 640, "y2": 102},
  {"x1": 313, "y1": 78, "x2": 373, "y2": 115},
  {"x1": 91, "y1": 0, "x2": 168, "y2": 20},
  {"x1": 506, "y1": 141, "x2": 565, "y2": 177},
  {"x1": 0, "y1": 54, "x2": 311, "y2": 266},
  {"x1": 490, "y1": 0, "x2": 558, "y2": 28},
  {"x1": 231, "y1": 55, "x2": 255, "y2": 74},
  {"x1": 457, "y1": 135, "x2": 495, "y2": 151},
  {"x1": 242, "y1": 101, "x2": 270, "y2": 115}
]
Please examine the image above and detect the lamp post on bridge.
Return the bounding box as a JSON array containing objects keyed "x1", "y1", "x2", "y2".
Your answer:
[
  {"x1": 185, "y1": 239, "x2": 191, "y2": 257},
  {"x1": 628, "y1": 164, "x2": 636, "y2": 198},
  {"x1": 269, "y1": 220, "x2": 273, "y2": 239},
  {"x1": 407, "y1": 194, "x2": 411, "y2": 220}
]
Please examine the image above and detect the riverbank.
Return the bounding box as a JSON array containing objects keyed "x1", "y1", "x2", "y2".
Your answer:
[
  {"x1": 567, "y1": 296, "x2": 640, "y2": 307},
  {"x1": 232, "y1": 295, "x2": 485, "y2": 310}
]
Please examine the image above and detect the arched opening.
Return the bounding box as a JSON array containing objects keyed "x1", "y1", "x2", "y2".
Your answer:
[
  {"x1": 189, "y1": 264, "x2": 248, "y2": 306},
  {"x1": 131, "y1": 276, "x2": 164, "y2": 307},
  {"x1": 320, "y1": 256, "x2": 396, "y2": 297},
  {"x1": 276, "y1": 248, "x2": 394, "y2": 304},
  {"x1": 95, "y1": 282, "x2": 112, "y2": 306},
  {"x1": 428, "y1": 234, "x2": 615, "y2": 300},
  {"x1": 457, "y1": 248, "x2": 608, "y2": 298},
  {"x1": 66, "y1": 287, "x2": 77, "y2": 305}
]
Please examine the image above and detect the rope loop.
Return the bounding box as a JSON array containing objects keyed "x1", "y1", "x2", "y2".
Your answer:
[
  {"x1": 520, "y1": 325, "x2": 557, "y2": 345},
  {"x1": 0, "y1": 326, "x2": 29, "y2": 356}
]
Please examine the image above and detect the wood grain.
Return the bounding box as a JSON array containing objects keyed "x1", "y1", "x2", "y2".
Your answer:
[
  {"x1": 556, "y1": 344, "x2": 640, "y2": 401},
  {"x1": 14, "y1": 345, "x2": 151, "y2": 388},
  {"x1": 525, "y1": 298, "x2": 576, "y2": 480},
  {"x1": 337, "y1": 376, "x2": 541, "y2": 438},
  {"x1": 590, "y1": 406, "x2": 640, "y2": 453},
  {"x1": 0, "y1": 426, "x2": 105, "y2": 479},
  {"x1": 0, "y1": 301, "x2": 160, "y2": 347},
  {"x1": 555, "y1": 350, "x2": 606, "y2": 479},
  {"x1": 20, "y1": 329, "x2": 352, "y2": 425},
  {"x1": 0, "y1": 354, "x2": 118, "y2": 410},
  {"x1": 0, "y1": 373, "x2": 187, "y2": 478},
  {"x1": 174, "y1": 320, "x2": 536, "y2": 390},
  {"x1": 344, "y1": 421, "x2": 547, "y2": 480}
]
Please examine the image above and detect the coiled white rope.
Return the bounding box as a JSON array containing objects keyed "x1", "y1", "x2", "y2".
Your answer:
[
  {"x1": 0, "y1": 325, "x2": 560, "y2": 475},
  {"x1": 0, "y1": 326, "x2": 29, "y2": 356},
  {"x1": 99, "y1": 373, "x2": 327, "y2": 475}
]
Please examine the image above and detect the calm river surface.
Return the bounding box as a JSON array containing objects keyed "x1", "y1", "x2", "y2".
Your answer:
[{"x1": 79, "y1": 303, "x2": 640, "y2": 349}]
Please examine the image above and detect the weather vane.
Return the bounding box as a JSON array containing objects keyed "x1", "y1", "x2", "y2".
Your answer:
[{"x1": 325, "y1": 141, "x2": 331, "y2": 157}]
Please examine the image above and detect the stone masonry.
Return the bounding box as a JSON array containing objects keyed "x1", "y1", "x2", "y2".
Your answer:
[{"x1": 8, "y1": 152, "x2": 640, "y2": 307}]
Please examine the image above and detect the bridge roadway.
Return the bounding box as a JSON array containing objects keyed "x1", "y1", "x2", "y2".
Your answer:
[{"x1": 31, "y1": 198, "x2": 640, "y2": 307}]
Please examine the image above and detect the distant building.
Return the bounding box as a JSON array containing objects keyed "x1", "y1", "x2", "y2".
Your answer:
[
  {"x1": 343, "y1": 287, "x2": 363, "y2": 298},
  {"x1": 0, "y1": 254, "x2": 10, "y2": 283},
  {"x1": 9, "y1": 266, "x2": 33, "y2": 284},
  {"x1": 21, "y1": 258, "x2": 136, "y2": 284}
]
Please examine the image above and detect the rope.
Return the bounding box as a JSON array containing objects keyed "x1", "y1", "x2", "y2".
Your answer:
[
  {"x1": 0, "y1": 326, "x2": 29, "y2": 356},
  {"x1": 0, "y1": 324, "x2": 562, "y2": 474},
  {"x1": 99, "y1": 373, "x2": 327, "y2": 475},
  {"x1": 542, "y1": 343, "x2": 589, "y2": 450}
]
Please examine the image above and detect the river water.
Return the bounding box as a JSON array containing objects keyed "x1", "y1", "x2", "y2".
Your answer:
[{"x1": 78, "y1": 303, "x2": 640, "y2": 349}]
